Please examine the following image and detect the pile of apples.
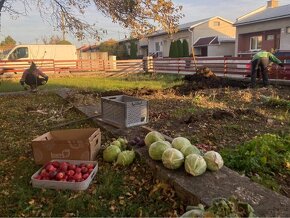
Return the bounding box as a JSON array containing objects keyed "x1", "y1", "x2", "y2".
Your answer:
[{"x1": 34, "y1": 161, "x2": 95, "y2": 182}]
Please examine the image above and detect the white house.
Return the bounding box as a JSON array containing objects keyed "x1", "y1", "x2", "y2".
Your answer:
[{"x1": 147, "y1": 16, "x2": 236, "y2": 57}]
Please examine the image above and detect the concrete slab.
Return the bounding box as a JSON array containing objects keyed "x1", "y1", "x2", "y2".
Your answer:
[
  {"x1": 56, "y1": 88, "x2": 290, "y2": 217},
  {"x1": 135, "y1": 146, "x2": 290, "y2": 217}
]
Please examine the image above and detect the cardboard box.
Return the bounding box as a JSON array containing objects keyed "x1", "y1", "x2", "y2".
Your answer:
[{"x1": 31, "y1": 128, "x2": 101, "y2": 165}]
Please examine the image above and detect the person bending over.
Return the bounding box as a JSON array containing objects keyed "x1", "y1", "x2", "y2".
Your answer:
[
  {"x1": 251, "y1": 50, "x2": 284, "y2": 88},
  {"x1": 20, "y1": 62, "x2": 48, "y2": 92}
]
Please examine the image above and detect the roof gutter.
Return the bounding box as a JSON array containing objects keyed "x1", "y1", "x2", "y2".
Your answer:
[
  {"x1": 235, "y1": 14, "x2": 290, "y2": 26},
  {"x1": 188, "y1": 27, "x2": 194, "y2": 48}
]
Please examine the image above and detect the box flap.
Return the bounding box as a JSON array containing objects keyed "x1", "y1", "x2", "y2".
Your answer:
[
  {"x1": 32, "y1": 132, "x2": 53, "y2": 142},
  {"x1": 89, "y1": 129, "x2": 101, "y2": 160},
  {"x1": 50, "y1": 128, "x2": 98, "y2": 141}
]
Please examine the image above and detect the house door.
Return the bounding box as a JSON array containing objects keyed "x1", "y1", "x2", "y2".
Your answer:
[{"x1": 201, "y1": 47, "x2": 208, "y2": 56}]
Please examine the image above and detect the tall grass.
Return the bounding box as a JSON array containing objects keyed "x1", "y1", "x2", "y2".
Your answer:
[{"x1": 0, "y1": 73, "x2": 183, "y2": 93}]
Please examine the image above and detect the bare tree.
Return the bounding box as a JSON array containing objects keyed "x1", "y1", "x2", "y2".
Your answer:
[{"x1": 0, "y1": 0, "x2": 183, "y2": 40}]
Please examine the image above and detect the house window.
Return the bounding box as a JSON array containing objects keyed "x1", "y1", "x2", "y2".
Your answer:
[
  {"x1": 266, "y1": 34, "x2": 274, "y2": 40},
  {"x1": 213, "y1": 21, "x2": 220, "y2": 26},
  {"x1": 286, "y1": 27, "x2": 290, "y2": 34},
  {"x1": 155, "y1": 42, "x2": 160, "y2": 52},
  {"x1": 250, "y1": 36, "x2": 262, "y2": 50}
]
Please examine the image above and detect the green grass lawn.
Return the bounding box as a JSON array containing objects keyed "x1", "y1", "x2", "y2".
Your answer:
[
  {"x1": 0, "y1": 93, "x2": 185, "y2": 217},
  {"x1": 0, "y1": 73, "x2": 183, "y2": 92}
]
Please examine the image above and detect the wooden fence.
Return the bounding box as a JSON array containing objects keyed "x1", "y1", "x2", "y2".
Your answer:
[
  {"x1": 1, "y1": 56, "x2": 290, "y2": 80},
  {"x1": 0, "y1": 59, "x2": 106, "y2": 74},
  {"x1": 151, "y1": 56, "x2": 290, "y2": 80}
]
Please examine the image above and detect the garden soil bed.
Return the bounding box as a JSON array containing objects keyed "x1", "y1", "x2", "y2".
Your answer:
[{"x1": 63, "y1": 80, "x2": 290, "y2": 199}]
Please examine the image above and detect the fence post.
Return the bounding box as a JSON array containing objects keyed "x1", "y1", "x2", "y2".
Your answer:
[
  {"x1": 224, "y1": 57, "x2": 227, "y2": 77},
  {"x1": 103, "y1": 60, "x2": 105, "y2": 71},
  {"x1": 143, "y1": 56, "x2": 153, "y2": 73},
  {"x1": 178, "y1": 58, "x2": 180, "y2": 74},
  {"x1": 52, "y1": 59, "x2": 56, "y2": 74},
  {"x1": 109, "y1": 55, "x2": 117, "y2": 70},
  {"x1": 143, "y1": 57, "x2": 147, "y2": 72}
]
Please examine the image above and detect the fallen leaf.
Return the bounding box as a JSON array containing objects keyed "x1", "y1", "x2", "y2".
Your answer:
[
  {"x1": 110, "y1": 205, "x2": 116, "y2": 212},
  {"x1": 28, "y1": 199, "x2": 35, "y2": 205},
  {"x1": 285, "y1": 162, "x2": 290, "y2": 169},
  {"x1": 129, "y1": 176, "x2": 135, "y2": 181},
  {"x1": 149, "y1": 182, "x2": 170, "y2": 197}
]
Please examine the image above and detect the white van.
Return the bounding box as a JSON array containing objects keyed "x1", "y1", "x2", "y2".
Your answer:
[
  {"x1": 0, "y1": 44, "x2": 77, "y2": 74},
  {"x1": 3, "y1": 44, "x2": 77, "y2": 61}
]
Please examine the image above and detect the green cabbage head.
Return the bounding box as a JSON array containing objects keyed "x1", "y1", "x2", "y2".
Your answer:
[
  {"x1": 117, "y1": 137, "x2": 128, "y2": 150},
  {"x1": 162, "y1": 148, "x2": 184, "y2": 169},
  {"x1": 149, "y1": 141, "x2": 172, "y2": 160},
  {"x1": 172, "y1": 137, "x2": 192, "y2": 150},
  {"x1": 203, "y1": 151, "x2": 224, "y2": 171},
  {"x1": 116, "y1": 150, "x2": 135, "y2": 166},
  {"x1": 145, "y1": 131, "x2": 165, "y2": 146},
  {"x1": 185, "y1": 154, "x2": 207, "y2": 176},
  {"x1": 111, "y1": 140, "x2": 122, "y2": 149},
  {"x1": 103, "y1": 145, "x2": 121, "y2": 162},
  {"x1": 181, "y1": 145, "x2": 201, "y2": 157}
]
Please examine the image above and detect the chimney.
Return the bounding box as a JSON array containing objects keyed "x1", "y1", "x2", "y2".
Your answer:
[{"x1": 267, "y1": 0, "x2": 279, "y2": 8}]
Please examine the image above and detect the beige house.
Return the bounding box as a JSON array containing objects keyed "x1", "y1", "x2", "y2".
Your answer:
[
  {"x1": 118, "y1": 38, "x2": 148, "y2": 58},
  {"x1": 147, "y1": 16, "x2": 236, "y2": 57},
  {"x1": 234, "y1": 0, "x2": 290, "y2": 57}
]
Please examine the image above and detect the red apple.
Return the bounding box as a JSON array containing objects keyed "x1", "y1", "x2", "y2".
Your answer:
[
  {"x1": 66, "y1": 170, "x2": 75, "y2": 177},
  {"x1": 86, "y1": 164, "x2": 94, "y2": 169},
  {"x1": 56, "y1": 172, "x2": 65, "y2": 181},
  {"x1": 51, "y1": 161, "x2": 60, "y2": 168},
  {"x1": 59, "y1": 162, "x2": 68, "y2": 172},
  {"x1": 68, "y1": 164, "x2": 76, "y2": 171},
  {"x1": 39, "y1": 168, "x2": 47, "y2": 175},
  {"x1": 40, "y1": 169, "x2": 49, "y2": 177},
  {"x1": 88, "y1": 168, "x2": 94, "y2": 174},
  {"x1": 46, "y1": 164, "x2": 56, "y2": 172},
  {"x1": 73, "y1": 173, "x2": 82, "y2": 182},
  {"x1": 75, "y1": 167, "x2": 82, "y2": 173},
  {"x1": 48, "y1": 171, "x2": 57, "y2": 179},
  {"x1": 79, "y1": 163, "x2": 87, "y2": 168},
  {"x1": 82, "y1": 173, "x2": 89, "y2": 180},
  {"x1": 81, "y1": 167, "x2": 88, "y2": 174}
]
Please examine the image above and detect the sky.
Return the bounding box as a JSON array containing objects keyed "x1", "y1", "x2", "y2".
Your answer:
[{"x1": 1, "y1": 0, "x2": 290, "y2": 48}]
